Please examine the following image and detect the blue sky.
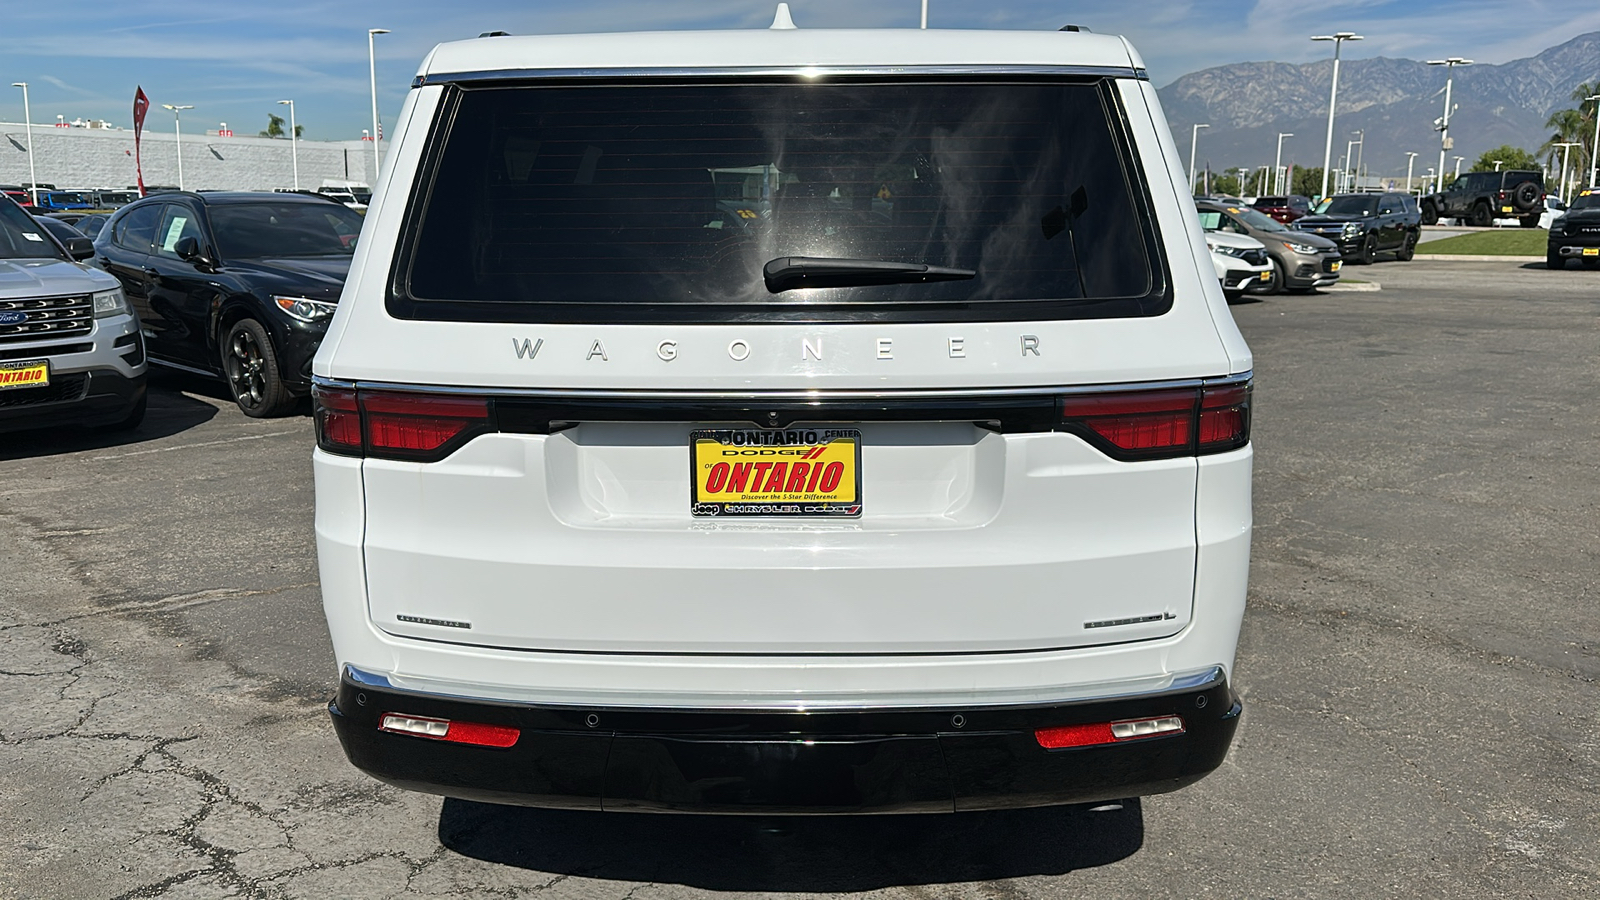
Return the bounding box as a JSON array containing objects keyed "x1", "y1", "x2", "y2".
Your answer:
[{"x1": 3, "y1": 1, "x2": 1598, "y2": 140}]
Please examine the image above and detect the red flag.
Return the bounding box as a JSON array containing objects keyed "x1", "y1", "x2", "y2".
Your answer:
[{"x1": 133, "y1": 87, "x2": 149, "y2": 197}]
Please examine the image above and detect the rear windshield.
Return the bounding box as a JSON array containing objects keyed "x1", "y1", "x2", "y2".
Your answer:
[{"x1": 394, "y1": 79, "x2": 1168, "y2": 324}]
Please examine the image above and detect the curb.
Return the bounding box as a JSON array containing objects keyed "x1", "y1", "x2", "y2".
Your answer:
[
  {"x1": 1412, "y1": 254, "x2": 1545, "y2": 262},
  {"x1": 1322, "y1": 282, "x2": 1381, "y2": 292}
]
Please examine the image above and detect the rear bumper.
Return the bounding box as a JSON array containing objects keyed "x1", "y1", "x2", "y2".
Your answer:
[{"x1": 329, "y1": 665, "x2": 1241, "y2": 813}]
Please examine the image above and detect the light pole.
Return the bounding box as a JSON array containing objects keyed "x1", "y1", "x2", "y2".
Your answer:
[
  {"x1": 920, "y1": 0, "x2": 927, "y2": 28},
  {"x1": 1452, "y1": 156, "x2": 1465, "y2": 183},
  {"x1": 1312, "y1": 32, "x2": 1362, "y2": 200},
  {"x1": 1553, "y1": 143, "x2": 1579, "y2": 203},
  {"x1": 1275, "y1": 132, "x2": 1294, "y2": 194},
  {"x1": 1427, "y1": 57, "x2": 1471, "y2": 207},
  {"x1": 1349, "y1": 130, "x2": 1364, "y2": 190},
  {"x1": 1354, "y1": 129, "x2": 1365, "y2": 185},
  {"x1": 1587, "y1": 94, "x2": 1600, "y2": 188},
  {"x1": 368, "y1": 28, "x2": 390, "y2": 184},
  {"x1": 10, "y1": 83, "x2": 36, "y2": 205},
  {"x1": 278, "y1": 99, "x2": 299, "y2": 190},
  {"x1": 1188, "y1": 124, "x2": 1209, "y2": 194},
  {"x1": 161, "y1": 103, "x2": 194, "y2": 191},
  {"x1": 1426, "y1": 167, "x2": 1436, "y2": 194},
  {"x1": 1345, "y1": 137, "x2": 1357, "y2": 191},
  {"x1": 1404, "y1": 151, "x2": 1419, "y2": 193}
]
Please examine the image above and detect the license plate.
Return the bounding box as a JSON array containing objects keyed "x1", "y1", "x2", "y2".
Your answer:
[
  {"x1": 690, "y1": 428, "x2": 861, "y2": 517},
  {"x1": 1585, "y1": 248, "x2": 1599, "y2": 257},
  {"x1": 0, "y1": 359, "x2": 48, "y2": 390},
  {"x1": 1331, "y1": 261, "x2": 1342, "y2": 272},
  {"x1": 1501, "y1": 206, "x2": 1513, "y2": 214},
  {"x1": 1258, "y1": 270, "x2": 1271, "y2": 281}
]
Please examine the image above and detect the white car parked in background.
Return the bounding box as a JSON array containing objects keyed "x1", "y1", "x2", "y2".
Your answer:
[
  {"x1": 312, "y1": 16, "x2": 1253, "y2": 814},
  {"x1": 1206, "y1": 231, "x2": 1274, "y2": 299}
]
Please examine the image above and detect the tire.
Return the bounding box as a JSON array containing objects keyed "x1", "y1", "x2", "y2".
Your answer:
[
  {"x1": 1356, "y1": 234, "x2": 1377, "y2": 265},
  {"x1": 1420, "y1": 202, "x2": 1439, "y2": 226},
  {"x1": 1396, "y1": 231, "x2": 1417, "y2": 262},
  {"x1": 1510, "y1": 180, "x2": 1541, "y2": 212},
  {"x1": 1548, "y1": 252, "x2": 1565, "y2": 270},
  {"x1": 97, "y1": 392, "x2": 146, "y2": 432},
  {"x1": 1519, "y1": 215, "x2": 1541, "y2": 229},
  {"x1": 221, "y1": 318, "x2": 296, "y2": 418},
  {"x1": 1468, "y1": 203, "x2": 1492, "y2": 227},
  {"x1": 1264, "y1": 257, "x2": 1285, "y2": 295}
]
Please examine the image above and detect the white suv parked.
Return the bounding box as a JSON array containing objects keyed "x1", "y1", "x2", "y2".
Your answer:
[{"x1": 314, "y1": 20, "x2": 1253, "y2": 814}]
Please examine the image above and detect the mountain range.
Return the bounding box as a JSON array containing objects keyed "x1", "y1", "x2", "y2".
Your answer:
[{"x1": 1158, "y1": 30, "x2": 1600, "y2": 185}]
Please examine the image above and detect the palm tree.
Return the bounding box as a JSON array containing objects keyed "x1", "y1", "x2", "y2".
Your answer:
[
  {"x1": 1541, "y1": 107, "x2": 1589, "y2": 194},
  {"x1": 1573, "y1": 81, "x2": 1600, "y2": 185}
]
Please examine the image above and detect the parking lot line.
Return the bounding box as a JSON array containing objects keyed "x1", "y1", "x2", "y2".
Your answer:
[{"x1": 90, "y1": 430, "x2": 302, "y2": 461}]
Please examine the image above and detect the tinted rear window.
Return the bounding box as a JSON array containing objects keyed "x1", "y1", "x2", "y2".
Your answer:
[{"x1": 394, "y1": 79, "x2": 1168, "y2": 324}]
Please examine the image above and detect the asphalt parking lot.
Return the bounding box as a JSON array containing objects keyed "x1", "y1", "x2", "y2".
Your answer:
[{"x1": 2, "y1": 259, "x2": 1597, "y2": 899}]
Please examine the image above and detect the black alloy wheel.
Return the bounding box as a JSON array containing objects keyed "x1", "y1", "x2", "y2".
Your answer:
[
  {"x1": 1420, "y1": 202, "x2": 1439, "y2": 226},
  {"x1": 1396, "y1": 231, "x2": 1417, "y2": 262},
  {"x1": 222, "y1": 318, "x2": 296, "y2": 418},
  {"x1": 1468, "y1": 203, "x2": 1493, "y2": 227},
  {"x1": 1357, "y1": 234, "x2": 1377, "y2": 265}
]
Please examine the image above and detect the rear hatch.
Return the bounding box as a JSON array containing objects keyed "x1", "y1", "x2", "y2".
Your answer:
[{"x1": 333, "y1": 75, "x2": 1237, "y2": 656}]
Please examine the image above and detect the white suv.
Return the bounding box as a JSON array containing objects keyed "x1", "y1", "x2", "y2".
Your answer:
[{"x1": 313, "y1": 21, "x2": 1253, "y2": 814}]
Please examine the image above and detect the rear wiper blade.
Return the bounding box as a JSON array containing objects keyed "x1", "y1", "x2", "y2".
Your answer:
[{"x1": 763, "y1": 256, "x2": 976, "y2": 294}]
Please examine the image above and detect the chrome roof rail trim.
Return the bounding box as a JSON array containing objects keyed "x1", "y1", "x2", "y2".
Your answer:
[
  {"x1": 311, "y1": 372, "x2": 1250, "y2": 402},
  {"x1": 414, "y1": 64, "x2": 1142, "y2": 88}
]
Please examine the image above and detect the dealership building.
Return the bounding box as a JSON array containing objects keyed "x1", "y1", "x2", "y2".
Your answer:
[{"x1": 0, "y1": 121, "x2": 387, "y2": 192}]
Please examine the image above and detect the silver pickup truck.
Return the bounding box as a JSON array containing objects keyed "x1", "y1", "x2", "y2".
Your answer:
[{"x1": 0, "y1": 199, "x2": 146, "y2": 435}]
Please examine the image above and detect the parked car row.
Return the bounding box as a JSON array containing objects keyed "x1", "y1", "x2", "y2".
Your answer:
[{"x1": 0, "y1": 185, "x2": 142, "y2": 211}]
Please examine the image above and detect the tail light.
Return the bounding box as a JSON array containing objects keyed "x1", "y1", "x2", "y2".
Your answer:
[
  {"x1": 379, "y1": 713, "x2": 520, "y2": 748},
  {"x1": 314, "y1": 385, "x2": 492, "y2": 462},
  {"x1": 1035, "y1": 715, "x2": 1185, "y2": 749},
  {"x1": 1059, "y1": 379, "x2": 1250, "y2": 460}
]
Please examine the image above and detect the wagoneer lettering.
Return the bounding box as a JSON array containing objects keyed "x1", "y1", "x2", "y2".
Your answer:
[{"x1": 314, "y1": 21, "x2": 1252, "y2": 815}]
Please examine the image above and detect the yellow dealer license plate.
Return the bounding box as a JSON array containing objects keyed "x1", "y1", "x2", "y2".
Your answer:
[
  {"x1": 1259, "y1": 270, "x2": 1271, "y2": 281},
  {"x1": 691, "y1": 428, "x2": 861, "y2": 517},
  {"x1": 1584, "y1": 248, "x2": 1599, "y2": 257},
  {"x1": 1331, "y1": 261, "x2": 1342, "y2": 272},
  {"x1": 1501, "y1": 206, "x2": 1513, "y2": 214},
  {"x1": 0, "y1": 359, "x2": 48, "y2": 390}
]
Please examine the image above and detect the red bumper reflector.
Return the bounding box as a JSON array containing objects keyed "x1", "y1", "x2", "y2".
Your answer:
[
  {"x1": 1035, "y1": 715, "x2": 1185, "y2": 749},
  {"x1": 379, "y1": 713, "x2": 520, "y2": 748}
]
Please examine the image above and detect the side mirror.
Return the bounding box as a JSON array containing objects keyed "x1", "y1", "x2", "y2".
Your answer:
[
  {"x1": 174, "y1": 235, "x2": 209, "y2": 266},
  {"x1": 64, "y1": 236, "x2": 95, "y2": 261}
]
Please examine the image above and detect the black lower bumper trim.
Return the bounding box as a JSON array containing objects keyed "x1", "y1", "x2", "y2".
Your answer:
[
  {"x1": 0, "y1": 368, "x2": 145, "y2": 434},
  {"x1": 329, "y1": 670, "x2": 1241, "y2": 814}
]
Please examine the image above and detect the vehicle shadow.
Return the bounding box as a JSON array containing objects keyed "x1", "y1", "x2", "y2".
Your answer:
[
  {"x1": 0, "y1": 375, "x2": 220, "y2": 461},
  {"x1": 438, "y1": 798, "x2": 1144, "y2": 891}
]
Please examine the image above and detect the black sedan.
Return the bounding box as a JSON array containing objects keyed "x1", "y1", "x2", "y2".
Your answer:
[{"x1": 93, "y1": 191, "x2": 362, "y2": 416}]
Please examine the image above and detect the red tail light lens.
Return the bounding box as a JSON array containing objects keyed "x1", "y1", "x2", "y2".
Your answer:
[
  {"x1": 313, "y1": 387, "x2": 493, "y2": 461},
  {"x1": 1059, "y1": 380, "x2": 1250, "y2": 460},
  {"x1": 361, "y1": 392, "x2": 490, "y2": 456},
  {"x1": 379, "y1": 713, "x2": 520, "y2": 748},
  {"x1": 1198, "y1": 383, "x2": 1251, "y2": 453},
  {"x1": 1035, "y1": 715, "x2": 1185, "y2": 749},
  {"x1": 312, "y1": 386, "x2": 361, "y2": 453}
]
